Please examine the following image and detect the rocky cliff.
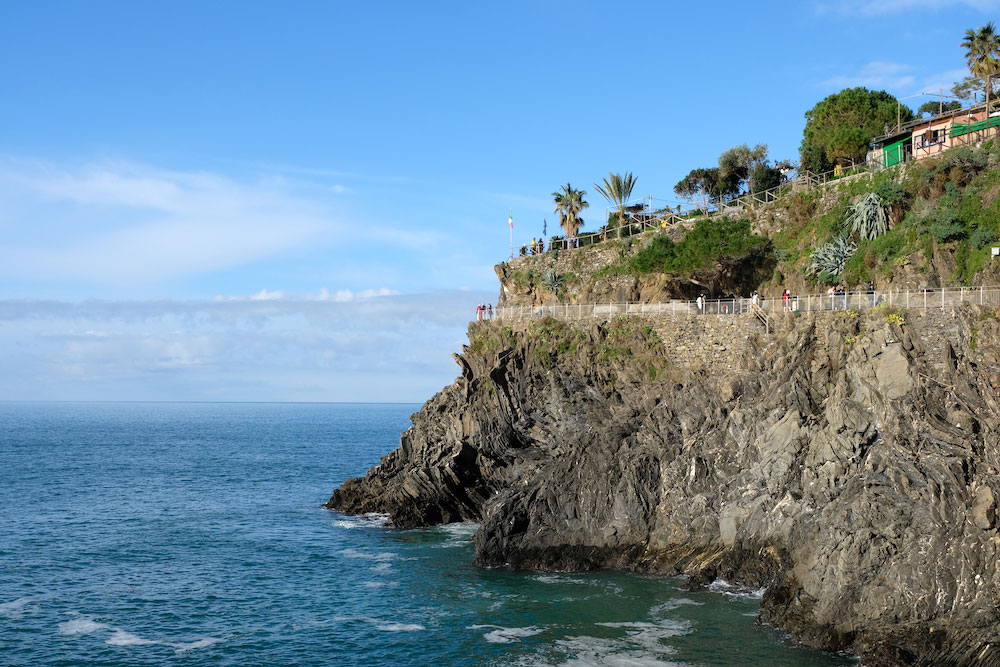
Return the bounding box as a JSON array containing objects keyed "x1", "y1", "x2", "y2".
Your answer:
[{"x1": 328, "y1": 306, "x2": 1000, "y2": 666}]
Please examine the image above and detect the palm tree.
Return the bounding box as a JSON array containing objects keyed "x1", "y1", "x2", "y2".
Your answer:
[
  {"x1": 552, "y1": 183, "x2": 588, "y2": 244},
  {"x1": 961, "y1": 22, "x2": 1000, "y2": 100},
  {"x1": 594, "y1": 172, "x2": 637, "y2": 238}
]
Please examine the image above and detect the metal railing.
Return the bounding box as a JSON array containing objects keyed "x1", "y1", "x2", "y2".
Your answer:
[
  {"x1": 517, "y1": 162, "x2": 874, "y2": 255},
  {"x1": 489, "y1": 285, "x2": 1000, "y2": 322}
]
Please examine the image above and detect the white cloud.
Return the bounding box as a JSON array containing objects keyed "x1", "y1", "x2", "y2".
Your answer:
[
  {"x1": 0, "y1": 289, "x2": 494, "y2": 402},
  {"x1": 821, "y1": 61, "x2": 917, "y2": 90},
  {"x1": 250, "y1": 289, "x2": 288, "y2": 301},
  {"x1": 0, "y1": 159, "x2": 338, "y2": 284},
  {"x1": 815, "y1": 0, "x2": 1000, "y2": 15},
  {"x1": 819, "y1": 63, "x2": 974, "y2": 109},
  {"x1": 919, "y1": 67, "x2": 971, "y2": 95}
]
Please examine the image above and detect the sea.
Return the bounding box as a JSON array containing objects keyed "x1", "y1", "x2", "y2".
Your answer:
[{"x1": 0, "y1": 402, "x2": 857, "y2": 666}]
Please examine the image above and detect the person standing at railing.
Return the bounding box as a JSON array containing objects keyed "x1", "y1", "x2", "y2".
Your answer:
[
  {"x1": 696, "y1": 294, "x2": 704, "y2": 315},
  {"x1": 782, "y1": 289, "x2": 790, "y2": 312},
  {"x1": 487, "y1": 303, "x2": 493, "y2": 320}
]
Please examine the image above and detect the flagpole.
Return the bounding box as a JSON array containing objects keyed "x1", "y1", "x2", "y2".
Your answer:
[{"x1": 509, "y1": 209, "x2": 513, "y2": 259}]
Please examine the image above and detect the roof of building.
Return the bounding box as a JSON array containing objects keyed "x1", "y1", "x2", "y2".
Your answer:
[{"x1": 871, "y1": 100, "x2": 988, "y2": 146}]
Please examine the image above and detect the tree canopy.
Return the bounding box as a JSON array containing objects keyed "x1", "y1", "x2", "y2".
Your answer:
[
  {"x1": 594, "y1": 172, "x2": 637, "y2": 237},
  {"x1": 917, "y1": 100, "x2": 962, "y2": 117},
  {"x1": 961, "y1": 22, "x2": 1000, "y2": 99},
  {"x1": 552, "y1": 183, "x2": 588, "y2": 239},
  {"x1": 674, "y1": 168, "x2": 724, "y2": 211},
  {"x1": 718, "y1": 143, "x2": 784, "y2": 195},
  {"x1": 800, "y1": 87, "x2": 913, "y2": 173},
  {"x1": 953, "y1": 75, "x2": 985, "y2": 101}
]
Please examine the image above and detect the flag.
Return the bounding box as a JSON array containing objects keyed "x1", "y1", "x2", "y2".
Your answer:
[
  {"x1": 543, "y1": 219, "x2": 547, "y2": 237},
  {"x1": 508, "y1": 209, "x2": 513, "y2": 229}
]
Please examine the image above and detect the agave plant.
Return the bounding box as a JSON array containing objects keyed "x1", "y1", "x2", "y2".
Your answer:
[
  {"x1": 808, "y1": 236, "x2": 857, "y2": 277},
  {"x1": 543, "y1": 271, "x2": 563, "y2": 291},
  {"x1": 845, "y1": 192, "x2": 889, "y2": 241}
]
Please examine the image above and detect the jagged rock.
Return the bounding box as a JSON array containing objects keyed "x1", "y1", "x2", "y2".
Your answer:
[
  {"x1": 972, "y1": 485, "x2": 996, "y2": 530},
  {"x1": 327, "y1": 307, "x2": 1000, "y2": 666}
]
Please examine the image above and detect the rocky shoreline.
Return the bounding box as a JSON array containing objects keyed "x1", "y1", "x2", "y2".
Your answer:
[{"x1": 328, "y1": 307, "x2": 1000, "y2": 666}]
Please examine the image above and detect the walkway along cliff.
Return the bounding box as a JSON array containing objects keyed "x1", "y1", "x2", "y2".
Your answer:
[{"x1": 329, "y1": 299, "x2": 1000, "y2": 667}]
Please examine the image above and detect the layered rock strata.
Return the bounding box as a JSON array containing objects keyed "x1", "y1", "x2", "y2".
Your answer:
[{"x1": 328, "y1": 307, "x2": 1000, "y2": 667}]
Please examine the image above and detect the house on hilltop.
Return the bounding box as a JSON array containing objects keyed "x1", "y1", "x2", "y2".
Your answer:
[{"x1": 868, "y1": 101, "x2": 1000, "y2": 168}]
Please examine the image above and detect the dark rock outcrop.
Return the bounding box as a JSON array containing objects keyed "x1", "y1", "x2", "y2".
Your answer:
[{"x1": 327, "y1": 308, "x2": 1000, "y2": 666}]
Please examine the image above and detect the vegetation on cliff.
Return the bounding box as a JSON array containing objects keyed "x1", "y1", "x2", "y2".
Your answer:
[
  {"x1": 626, "y1": 218, "x2": 771, "y2": 276},
  {"x1": 770, "y1": 141, "x2": 1000, "y2": 289}
]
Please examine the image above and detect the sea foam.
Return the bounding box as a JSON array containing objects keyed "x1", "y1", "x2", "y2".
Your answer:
[
  {"x1": 707, "y1": 578, "x2": 766, "y2": 599},
  {"x1": 375, "y1": 622, "x2": 425, "y2": 632},
  {"x1": 330, "y1": 513, "x2": 389, "y2": 530},
  {"x1": 649, "y1": 598, "x2": 704, "y2": 617},
  {"x1": 58, "y1": 618, "x2": 110, "y2": 635},
  {"x1": 469, "y1": 624, "x2": 543, "y2": 643},
  {"x1": 106, "y1": 629, "x2": 159, "y2": 646},
  {"x1": 57, "y1": 615, "x2": 220, "y2": 653},
  {"x1": 547, "y1": 634, "x2": 684, "y2": 667},
  {"x1": 0, "y1": 597, "x2": 35, "y2": 619}
]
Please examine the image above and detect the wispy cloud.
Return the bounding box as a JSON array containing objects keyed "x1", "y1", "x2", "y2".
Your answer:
[
  {"x1": 819, "y1": 62, "x2": 972, "y2": 106},
  {"x1": 919, "y1": 67, "x2": 971, "y2": 94},
  {"x1": 814, "y1": 0, "x2": 1000, "y2": 15},
  {"x1": 0, "y1": 159, "x2": 339, "y2": 284},
  {"x1": 0, "y1": 289, "x2": 494, "y2": 402},
  {"x1": 821, "y1": 61, "x2": 917, "y2": 90},
  {"x1": 0, "y1": 157, "x2": 490, "y2": 289}
]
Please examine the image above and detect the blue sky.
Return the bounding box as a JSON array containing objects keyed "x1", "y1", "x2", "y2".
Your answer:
[{"x1": 1, "y1": 0, "x2": 997, "y2": 401}]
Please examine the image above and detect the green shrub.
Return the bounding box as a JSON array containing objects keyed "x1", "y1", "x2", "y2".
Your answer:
[
  {"x1": 970, "y1": 225, "x2": 998, "y2": 249},
  {"x1": 936, "y1": 145, "x2": 989, "y2": 175},
  {"x1": 628, "y1": 218, "x2": 770, "y2": 275},
  {"x1": 873, "y1": 181, "x2": 907, "y2": 207},
  {"x1": 930, "y1": 221, "x2": 965, "y2": 243}
]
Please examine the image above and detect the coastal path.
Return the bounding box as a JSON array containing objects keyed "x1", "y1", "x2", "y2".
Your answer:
[{"x1": 491, "y1": 285, "x2": 1000, "y2": 323}]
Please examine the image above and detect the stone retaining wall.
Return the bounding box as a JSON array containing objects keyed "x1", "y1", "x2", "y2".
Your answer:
[{"x1": 502, "y1": 306, "x2": 971, "y2": 373}]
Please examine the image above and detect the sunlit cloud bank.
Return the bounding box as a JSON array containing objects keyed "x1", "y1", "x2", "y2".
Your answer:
[{"x1": 0, "y1": 289, "x2": 494, "y2": 402}]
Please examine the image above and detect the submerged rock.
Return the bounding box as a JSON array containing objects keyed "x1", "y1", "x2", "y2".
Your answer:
[{"x1": 327, "y1": 307, "x2": 1000, "y2": 666}]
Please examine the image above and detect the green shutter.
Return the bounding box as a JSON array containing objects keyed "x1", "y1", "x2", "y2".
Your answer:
[{"x1": 883, "y1": 139, "x2": 907, "y2": 167}]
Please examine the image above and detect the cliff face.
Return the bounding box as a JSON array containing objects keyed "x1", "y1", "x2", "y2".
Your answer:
[{"x1": 328, "y1": 307, "x2": 1000, "y2": 667}]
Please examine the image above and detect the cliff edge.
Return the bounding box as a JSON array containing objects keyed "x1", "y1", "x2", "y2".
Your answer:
[{"x1": 328, "y1": 307, "x2": 1000, "y2": 666}]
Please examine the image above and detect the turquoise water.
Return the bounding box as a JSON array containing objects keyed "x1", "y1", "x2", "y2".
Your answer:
[{"x1": 0, "y1": 402, "x2": 855, "y2": 665}]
